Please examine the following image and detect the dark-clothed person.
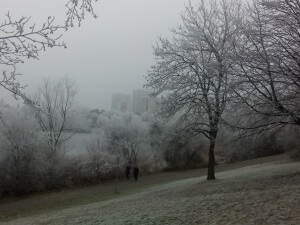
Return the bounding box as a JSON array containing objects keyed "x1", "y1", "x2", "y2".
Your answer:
[
  {"x1": 133, "y1": 167, "x2": 139, "y2": 181},
  {"x1": 125, "y1": 165, "x2": 131, "y2": 180}
]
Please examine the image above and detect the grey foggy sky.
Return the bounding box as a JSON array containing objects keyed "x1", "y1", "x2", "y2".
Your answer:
[{"x1": 0, "y1": 0, "x2": 189, "y2": 110}]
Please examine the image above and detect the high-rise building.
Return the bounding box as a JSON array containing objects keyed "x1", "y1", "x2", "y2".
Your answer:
[
  {"x1": 132, "y1": 89, "x2": 157, "y2": 115},
  {"x1": 132, "y1": 89, "x2": 148, "y2": 115},
  {"x1": 147, "y1": 95, "x2": 158, "y2": 114},
  {"x1": 111, "y1": 93, "x2": 131, "y2": 112}
]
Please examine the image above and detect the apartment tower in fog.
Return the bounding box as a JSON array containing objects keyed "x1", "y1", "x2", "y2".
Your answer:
[{"x1": 111, "y1": 93, "x2": 131, "y2": 112}]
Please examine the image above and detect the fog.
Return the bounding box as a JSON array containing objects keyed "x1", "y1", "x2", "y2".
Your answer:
[{"x1": 0, "y1": 0, "x2": 188, "y2": 109}]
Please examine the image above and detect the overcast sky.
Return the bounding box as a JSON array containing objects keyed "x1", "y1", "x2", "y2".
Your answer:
[{"x1": 0, "y1": 0, "x2": 189, "y2": 110}]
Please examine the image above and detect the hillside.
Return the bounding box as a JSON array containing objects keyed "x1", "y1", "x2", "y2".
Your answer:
[{"x1": 0, "y1": 156, "x2": 299, "y2": 225}]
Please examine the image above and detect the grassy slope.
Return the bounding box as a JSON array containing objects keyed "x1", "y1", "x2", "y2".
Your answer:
[
  {"x1": 0, "y1": 154, "x2": 288, "y2": 221},
  {"x1": 0, "y1": 160, "x2": 299, "y2": 225}
]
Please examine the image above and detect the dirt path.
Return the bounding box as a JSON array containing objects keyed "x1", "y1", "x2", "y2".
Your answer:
[{"x1": 0, "y1": 154, "x2": 290, "y2": 222}]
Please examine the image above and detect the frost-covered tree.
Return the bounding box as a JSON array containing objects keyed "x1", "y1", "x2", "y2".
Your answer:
[
  {"x1": 106, "y1": 114, "x2": 149, "y2": 164},
  {"x1": 230, "y1": 0, "x2": 300, "y2": 133},
  {"x1": 146, "y1": 0, "x2": 241, "y2": 180},
  {"x1": 68, "y1": 106, "x2": 99, "y2": 133},
  {"x1": 0, "y1": 0, "x2": 97, "y2": 101},
  {"x1": 28, "y1": 77, "x2": 77, "y2": 159},
  {"x1": 260, "y1": 0, "x2": 300, "y2": 95}
]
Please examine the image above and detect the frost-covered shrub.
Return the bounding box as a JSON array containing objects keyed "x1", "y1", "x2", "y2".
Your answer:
[
  {"x1": 279, "y1": 126, "x2": 300, "y2": 161},
  {"x1": 137, "y1": 153, "x2": 167, "y2": 174},
  {"x1": 0, "y1": 109, "x2": 42, "y2": 196},
  {"x1": 0, "y1": 107, "x2": 74, "y2": 195},
  {"x1": 223, "y1": 131, "x2": 286, "y2": 163},
  {"x1": 149, "y1": 122, "x2": 206, "y2": 170},
  {"x1": 81, "y1": 135, "x2": 116, "y2": 182}
]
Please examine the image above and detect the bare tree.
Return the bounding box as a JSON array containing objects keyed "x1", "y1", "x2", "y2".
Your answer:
[
  {"x1": 230, "y1": 0, "x2": 300, "y2": 134},
  {"x1": 261, "y1": 0, "x2": 300, "y2": 90},
  {"x1": 29, "y1": 77, "x2": 77, "y2": 159},
  {"x1": 146, "y1": 0, "x2": 241, "y2": 180},
  {"x1": 0, "y1": 0, "x2": 97, "y2": 101}
]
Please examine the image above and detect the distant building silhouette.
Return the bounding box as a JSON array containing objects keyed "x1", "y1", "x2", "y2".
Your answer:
[
  {"x1": 111, "y1": 90, "x2": 158, "y2": 114},
  {"x1": 147, "y1": 94, "x2": 158, "y2": 114},
  {"x1": 132, "y1": 89, "x2": 148, "y2": 115},
  {"x1": 111, "y1": 93, "x2": 131, "y2": 112},
  {"x1": 132, "y1": 89, "x2": 157, "y2": 115}
]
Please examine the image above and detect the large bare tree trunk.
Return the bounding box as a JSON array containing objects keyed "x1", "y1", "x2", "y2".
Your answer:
[{"x1": 207, "y1": 132, "x2": 217, "y2": 180}]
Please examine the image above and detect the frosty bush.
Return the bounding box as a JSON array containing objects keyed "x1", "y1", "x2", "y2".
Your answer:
[{"x1": 0, "y1": 108, "x2": 42, "y2": 195}]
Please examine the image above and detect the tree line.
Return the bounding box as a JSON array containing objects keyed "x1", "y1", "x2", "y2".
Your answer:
[
  {"x1": 0, "y1": 77, "x2": 297, "y2": 197},
  {"x1": 0, "y1": 85, "x2": 205, "y2": 196}
]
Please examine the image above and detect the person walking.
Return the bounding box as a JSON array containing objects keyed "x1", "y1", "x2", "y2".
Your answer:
[
  {"x1": 133, "y1": 166, "x2": 139, "y2": 181},
  {"x1": 125, "y1": 161, "x2": 131, "y2": 180}
]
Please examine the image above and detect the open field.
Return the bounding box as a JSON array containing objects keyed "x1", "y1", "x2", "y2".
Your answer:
[{"x1": 0, "y1": 155, "x2": 299, "y2": 225}]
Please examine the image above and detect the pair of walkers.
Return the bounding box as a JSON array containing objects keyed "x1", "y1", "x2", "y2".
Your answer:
[{"x1": 125, "y1": 161, "x2": 139, "y2": 181}]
